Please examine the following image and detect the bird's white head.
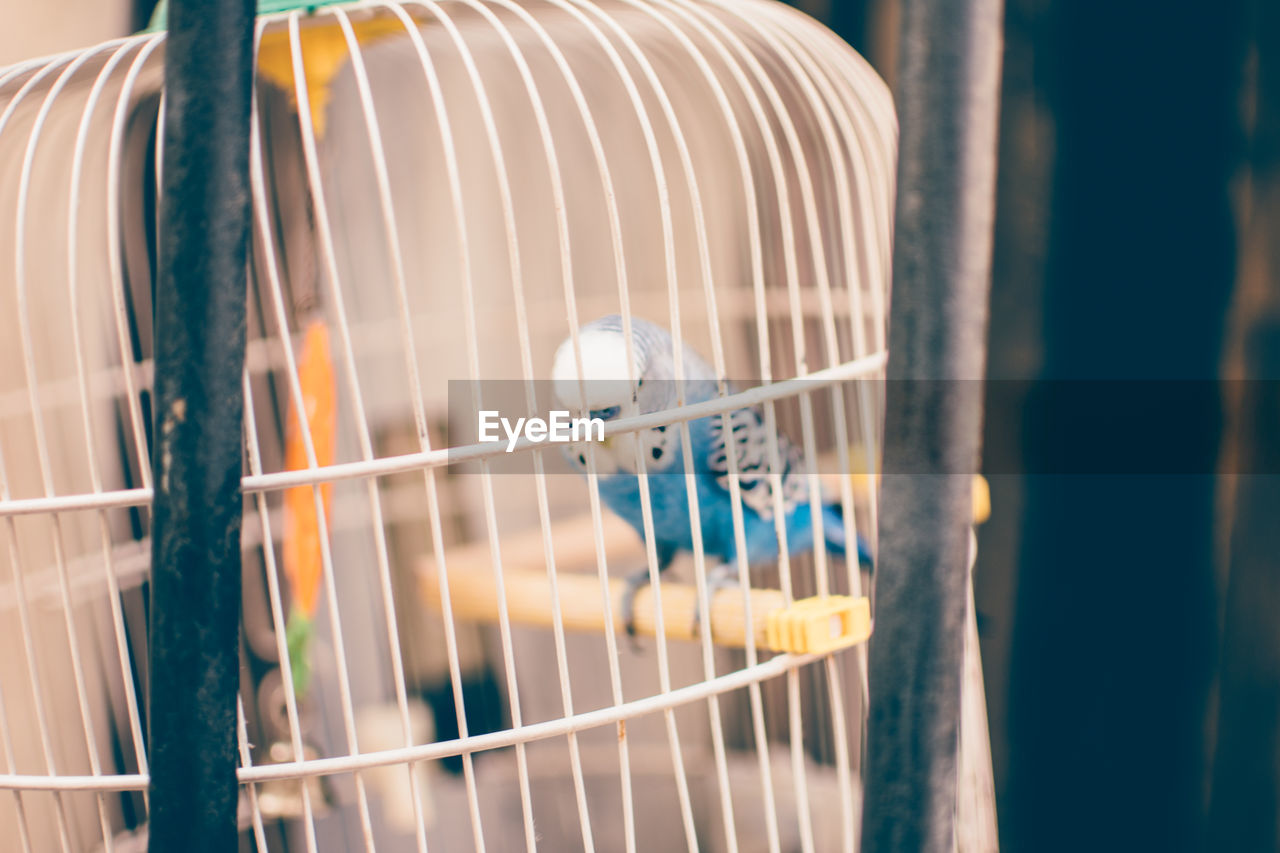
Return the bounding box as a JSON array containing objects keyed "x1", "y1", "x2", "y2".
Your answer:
[
  {"x1": 550, "y1": 324, "x2": 643, "y2": 414},
  {"x1": 550, "y1": 315, "x2": 678, "y2": 473}
]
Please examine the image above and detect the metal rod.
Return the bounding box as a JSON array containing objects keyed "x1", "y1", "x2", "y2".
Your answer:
[
  {"x1": 860, "y1": 0, "x2": 1004, "y2": 850},
  {"x1": 148, "y1": 0, "x2": 255, "y2": 849}
]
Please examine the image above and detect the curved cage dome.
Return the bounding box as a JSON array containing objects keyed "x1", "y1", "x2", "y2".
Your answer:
[{"x1": 0, "y1": 1, "x2": 895, "y2": 850}]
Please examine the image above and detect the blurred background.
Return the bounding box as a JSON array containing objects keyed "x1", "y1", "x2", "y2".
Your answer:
[
  {"x1": 4, "y1": 0, "x2": 1275, "y2": 850},
  {"x1": 791, "y1": 0, "x2": 1273, "y2": 849}
]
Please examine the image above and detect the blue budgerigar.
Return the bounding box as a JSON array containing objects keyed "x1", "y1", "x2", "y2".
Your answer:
[{"x1": 551, "y1": 314, "x2": 872, "y2": 634}]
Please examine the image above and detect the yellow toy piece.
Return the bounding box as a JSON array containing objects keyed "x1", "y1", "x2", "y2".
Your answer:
[
  {"x1": 256, "y1": 14, "x2": 411, "y2": 138},
  {"x1": 765, "y1": 595, "x2": 872, "y2": 655},
  {"x1": 840, "y1": 463, "x2": 990, "y2": 525},
  {"x1": 970, "y1": 474, "x2": 991, "y2": 524}
]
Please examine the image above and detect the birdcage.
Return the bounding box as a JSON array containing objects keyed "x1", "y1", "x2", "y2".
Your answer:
[{"x1": 0, "y1": 0, "x2": 907, "y2": 849}]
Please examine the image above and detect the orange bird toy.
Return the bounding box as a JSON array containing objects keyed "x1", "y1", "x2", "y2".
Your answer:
[{"x1": 282, "y1": 320, "x2": 336, "y2": 699}]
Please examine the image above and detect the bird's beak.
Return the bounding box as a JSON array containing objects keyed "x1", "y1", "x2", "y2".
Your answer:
[{"x1": 601, "y1": 436, "x2": 615, "y2": 450}]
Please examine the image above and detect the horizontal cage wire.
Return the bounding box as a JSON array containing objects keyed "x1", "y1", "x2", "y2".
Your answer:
[{"x1": 0, "y1": 0, "x2": 895, "y2": 851}]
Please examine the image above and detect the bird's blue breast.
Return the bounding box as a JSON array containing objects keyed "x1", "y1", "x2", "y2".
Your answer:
[{"x1": 593, "y1": 416, "x2": 822, "y2": 567}]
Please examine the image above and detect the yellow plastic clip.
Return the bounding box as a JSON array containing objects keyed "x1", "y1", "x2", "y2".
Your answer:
[
  {"x1": 765, "y1": 595, "x2": 871, "y2": 654},
  {"x1": 971, "y1": 474, "x2": 991, "y2": 525},
  {"x1": 256, "y1": 15, "x2": 409, "y2": 139}
]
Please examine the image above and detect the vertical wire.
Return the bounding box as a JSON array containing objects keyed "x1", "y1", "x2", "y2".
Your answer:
[
  {"x1": 779, "y1": 19, "x2": 896, "y2": 508},
  {"x1": 653, "y1": 5, "x2": 830, "y2": 847},
  {"x1": 784, "y1": 663, "x2": 813, "y2": 853},
  {"x1": 325, "y1": 6, "x2": 519, "y2": 845},
  {"x1": 7, "y1": 52, "x2": 117, "y2": 853},
  {"x1": 0, "y1": 681, "x2": 35, "y2": 852},
  {"x1": 241, "y1": 371, "x2": 321, "y2": 853},
  {"x1": 825, "y1": 655, "x2": 857, "y2": 853},
  {"x1": 758, "y1": 0, "x2": 898, "y2": 192},
  {"x1": 737, "y1": 26, "x2": 826, "y2": 846},
  {"x1": 307, "y1": 18, "x2": 491, "y2": 845},
  {"x1": 762, "y1": 41, "x2": 896, "y2": 753},
  {"x1": 614, "y1": 0, "x2": 788, "y2": 846},
  {"x1": 652, "y1": 1, "x2": 800, "y2": 615},
  {"x1": 105, "y1": 42, "x2": 162, "y2": 494},
  {"x1": 0, "y1": 73, "x2": 77, "y2": 843},
  {"x1": 243, "y1": 28, "x2": 350, "y2": 844},
  {"x1": 386, "y1": 2, "x2": 600, "y2": 848},
  {"x1": 321, "y1": 10, "x2": 489, "y2": 848},
  {"x1": 283, "y1": 16, "x2": 379, "y2": 847},
  {"x1": 290, "y1": 19, "x2": 429, "y2": 850},
  {"x1": 754, "y1": 16, "x2": 896, "y2": 727},
  {"x1": 764, "y1": 8, "x2": 896, "y2": 296},
  {"x1": 713, "y1": 18, "x2": 877, "y2": 852},
  {"x1": 445, "y1": 2, "x2": 647, "y2": 846},
  {"x1": 527, "y1": 1, "x2": 704, "y2": 846},
  {"x1": 571, "y1": 4, "x2": 817, "y2": 851},
  {"x1": 330, "y1": 12, "x2": 439, "y2": 850},
  {"x1": 381, "y1": 5, "x2": 541, "y2": 846},
  {"x1": 745, "y1": 23, "x2": 897, "y2": 851},
  {"x1": 632, "y1": 1, "x2": 808, "y2": 848},
  {"x1": 0, "y1": 443, "x2": 76, "y2": 853},
  {"x1": 783, "y1": 16, "x2": 897, "y2": 411},
  {"x1": 713, "y1": 0, "x2": 895, "y2": 831},
  {"x1": 740, "y1": 18, "x2": 848, "y2": 594},
  {"x1": 236, "y1": 695, "x2": 270, "y2": 852},
  {"x1": 768, "y1": 54, "x2": 897, "y2": 785},
  {"x1": 65, "y1": 38, "x2": 159, "y2": 814},
  {"x1": 748, "y1": 0, "x2": 892, "y2": 564}
]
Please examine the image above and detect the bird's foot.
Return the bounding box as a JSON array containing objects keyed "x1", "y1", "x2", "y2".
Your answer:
[
  {"x1": 620, "y1": 566, "x2": 655, "y2": 647},
  {"x1": 692, "y1": 563, "x2": 742, "y2": 641}
]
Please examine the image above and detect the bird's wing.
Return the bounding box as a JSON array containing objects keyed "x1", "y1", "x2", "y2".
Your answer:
[{"x1": 704, "y1": 405, "x2": 811, "y2": 520}]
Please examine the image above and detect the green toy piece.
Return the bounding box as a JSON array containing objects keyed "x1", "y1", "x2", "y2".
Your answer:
[{"x1": 284, "y1": 606, "x2": 315, "y2": 699}]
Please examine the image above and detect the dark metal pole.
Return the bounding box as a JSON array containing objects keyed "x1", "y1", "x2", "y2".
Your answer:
[
  {"x1": 860, "y1": 0, "x2": 1004, "y2": 851},
  {"x1": 148, "y1": 0, "x2": 254, "y2": 850}
]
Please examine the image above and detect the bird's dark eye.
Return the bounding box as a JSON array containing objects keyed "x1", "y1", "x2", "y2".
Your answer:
[{"x1": 589, "y1": 405, "x2": 620, "y2": 421}]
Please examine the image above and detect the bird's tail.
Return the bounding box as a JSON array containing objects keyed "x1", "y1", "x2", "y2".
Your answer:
[{"x1": 821, "y1": 502, "x2": 874, "y2": 567}]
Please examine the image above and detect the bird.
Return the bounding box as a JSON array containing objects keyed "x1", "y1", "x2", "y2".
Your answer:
[{"x1": 550, "y1": 314, "x2": 873, "y2": 636}]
